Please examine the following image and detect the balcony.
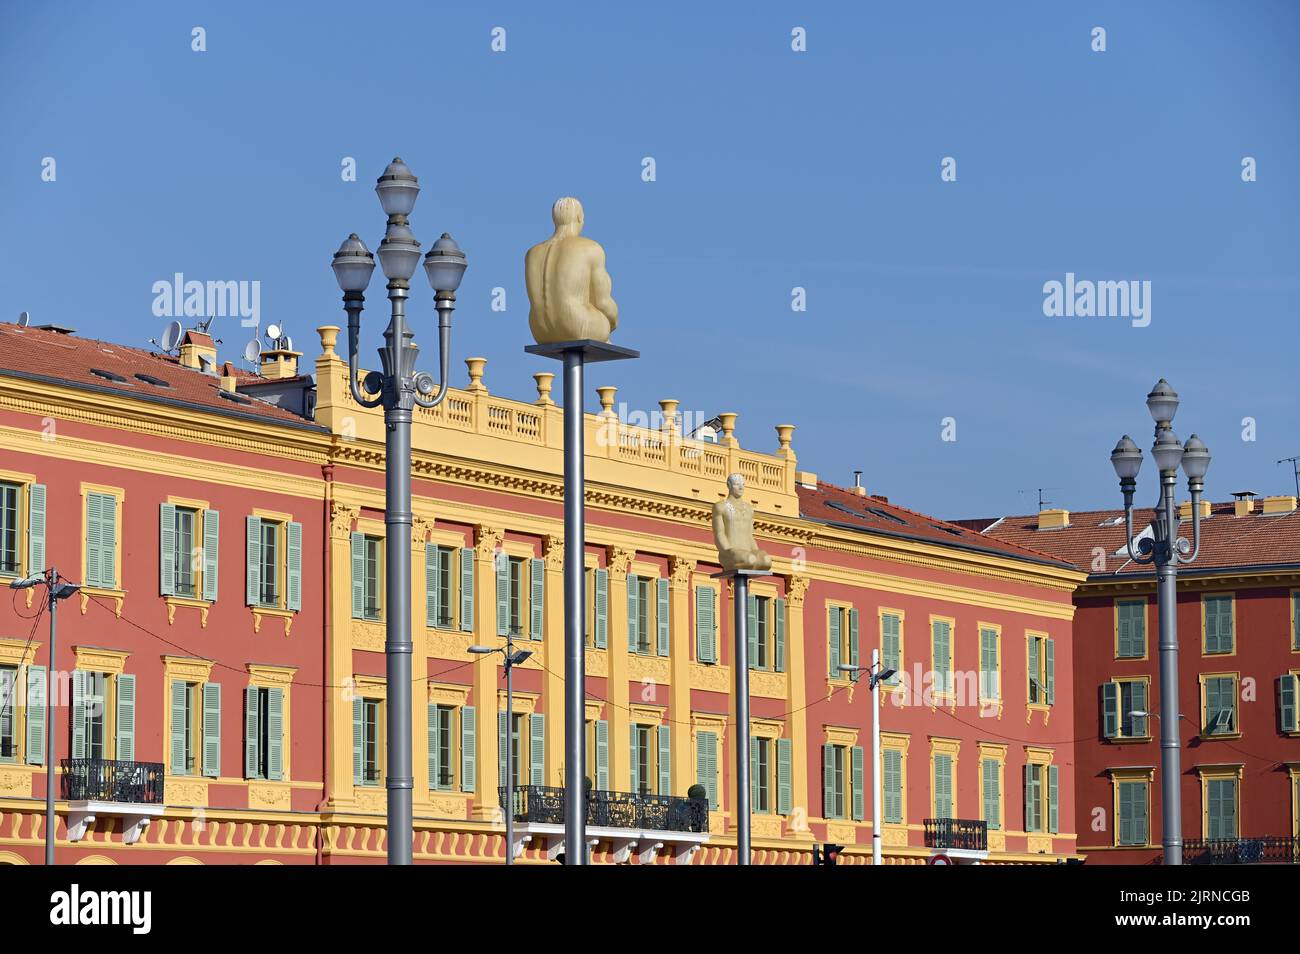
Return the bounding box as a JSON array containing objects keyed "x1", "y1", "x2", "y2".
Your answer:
[
  {"x1": 924, "y1": 817, "x2": 989, "y2": 861},
  {"x1": 499, "y1": 785, "x2": 711, "y2": 863},
  {"x1": 1185, "y1": 837, "x2": 1300, "y2": 865},
  {"x1": 60, "y1": 758, "x2": 167, "y2": 844}
]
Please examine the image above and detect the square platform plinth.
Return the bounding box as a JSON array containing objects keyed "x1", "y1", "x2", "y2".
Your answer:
[{"x1": 524, "y1": 339, "x2": 640, "y2": 363}]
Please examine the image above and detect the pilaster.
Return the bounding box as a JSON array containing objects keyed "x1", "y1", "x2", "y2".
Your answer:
[
  {"x1": 786, "y1": 574, "x2": 812, "y2": 836},
  {"x1": 542, "y1": 534, "x2": 565, "y2": 786},
  {"x1": 607, "y1": 546, "x2": 634, "y2": 793},
  {"x1": 668, "y1": 555, "x2": 695, "y2": 794},
  {"x1": 471, "y1": 524, "x2": 503, "y2": 820}
]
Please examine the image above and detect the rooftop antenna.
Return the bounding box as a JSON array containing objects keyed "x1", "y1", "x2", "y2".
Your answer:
[
  {"x1": 1278, "y1": 455, "x2": 1300, "y2": 499},
  {"x1": 852, "y1": 470, "x2": 864, "y2": 489},
  {"x1": 195, "y1": 315, "x2": 216, "y2": 334},
  {"x1": 16, "y1": 311, "x2": 30, "y2": 327},
  {"x1": 1018, "y1": 486, "x2": 1059, "y2": 511}
]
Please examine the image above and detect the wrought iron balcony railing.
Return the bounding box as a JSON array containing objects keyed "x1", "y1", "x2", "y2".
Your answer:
[
  {"x1": 923, "y1": 817, "x2": 989, "y2": 852},
  {"x1": 61, "y1": 758, "x2": 165, "y2": 805},
  {"x1": 499, "y1": 785, "x2": 709, "y2": 834},
  {"x1": 1184, "y1": 836, "x2": 1300, "y2": 865}
]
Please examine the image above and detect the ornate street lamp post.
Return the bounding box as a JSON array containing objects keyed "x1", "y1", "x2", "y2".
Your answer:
[
  {"x1": 331, "y1": 158, "x2": 467, "y2": 865},
  {"x1": 1109, "y1": 379, "x2": 1211, "y2": 866}
]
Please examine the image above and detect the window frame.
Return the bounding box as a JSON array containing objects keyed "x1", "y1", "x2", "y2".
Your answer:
[
  {"x1": 81, "y1": 482, "x2": 126, "y2": 593},
  {"x1": 0, "y1": 481, "x2": 22, "y2": 577},
  {"x1": 879, "y1": 608, "x2": 905, "y2": 691},
  {"x1": 977, "y1": 622, "x2": 1002, "y2": 710},
  {"x1": 930, "y1": 615, "x2": 955, "y2": 703},
  {"x1": 1114, "y1": 597, "x2": 1149, "y2": 660},
  {"x1": 1199, "y1": 671, "x2": 1241, "y2": 738},
  {"x1": 1201, "y1": 593, "x2": 1236, "y2": 656},
  {"x1": 1110, "y1": 769, "x2": 1153, "y2": 847}
]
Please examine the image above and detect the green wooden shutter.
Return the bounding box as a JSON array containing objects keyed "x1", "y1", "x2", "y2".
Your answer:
[
  {"x1": 657, "y1": 725, "x2": 672, "y2": 795},
  {"x1": 115, "y1": 673, "x2": 136, "y2": 763},
  {"x1": 746, "y1": 594, "x2": 759, "y2": 668},
  {"x1": 245, "y1": 687, "x2": 260, "y2": 778},
  {"x1": 828, "y1": 608, "x2": 841, "y2": 677},
  {"x1": 851, "y1": 745, "x2": 865, "y2": 821},
  {"x1": 848, "y1": 608, "x2": 860, "y2": 681},
  {"x1": 776, "y1": 737, "x2": 792, "y2": 814},
  {"x1": 202, "y1": 682, "x2": 221, "y2": 778},
  {"x1": 983, "y1": 758, "x2": 999, "y2": 829},
  {"x1": 286, "y1": 521, "x2": 302, "y2": 611},
  {"x1": 882, "y1": 614, "x2": 900, "y2": 674},
  {"x1": 459, "y1": 548, "x2": 475, "y2": 632},
  {"x1": 884, "y1": 749, "x2": 902, "y2": 823},
  {"x1": 70, "y1": 670, "x2": 87, "y2": 760},
  {"x1": 1045, "y1": 638, "x2": 1056, "y2": 705},
  {"x1": 25, "y1": 666, "x2": 45, "y2": 765},
  {"x1": 1102, "y1": 682, "x2": 1119, "y2": 738},
  {"x1": 460, "y1": 705, "x2": 476, "y2": 792},
  {"x1": 171, "y1": 681, "x2": 188, "y2": 775},
  {"x1": 426, "y1": 545, "x2": 440, "y2": 629},
  {"x1": 1117, "y1": 603, "x2": 1132, "y2": 657},
  {"x1": 349, "y1": 532, "x2": 365, "y2": 618},
  {"x1": 427, "y1": 703, "x2": 439, "y2": 790},
  {"x1": 266, "y1": 687, "x2": 283, "y2": 781},
  {"x1": 1133, "y1": 782, "x2": 1148, "y2": 844},
  {"x1": 822, "y1": 743, "x2": 835, "y2": 818},
  {"x1": 26, "y1": 483, "x2": 46, "y2": 579},
  {"x1": 1047, "y1": 764, "x2": 1059, "y2": 834},
  {"x1": 1222, "y1": 780, "x2": 1238, "y2": 839},
  {"x1": 529, "y1": 713, "x2": 545, "y2": 786},
  {"x1": 159, "y1": 503, "x2": 177, "y2": 596},
  {"x1": 774, "y1": 598, "x2": 786, "y2": 673},
  {"x1": 749, "y1": 737, "x2": 759, "y2": 806},
  {"x1": 656, "y1": 578, "x2": 670, "y2": 656},
  {"x1": 705, "y1": 732, "x2": 718, "y2": 809},
  {"x1": 627, "y1": 576, "x2": 639, "y2": 652},
  {"x1": 595, "y1": 719, "x2": 609, "y2": 790},
  {"x1": 1028, "y1": 637, "x2": 1040, "y2": 702},
  {"x1": 1118, "y1": 602, "x2": 1144, "y2": 657},
  {"x1": 934, "y1": 754, "x2": 952, "y2": 818},
  {"x1": 594, "y1": 568, "x2": 608, "y2": 648},
  {"x1": 352, "y1": 697, "x2": 364, "y2": 785},
  {"x1": 1119, "y1": 782, "x2": 1135, "y2": 845},
  {"x1": 1281, "y1": 674, "x2": 1299, "y2": 733},
  {"x1": 631, "y1": 727, "x2": 641, "y2": 793},
  {"x1": 246, "y1": 517, "x2": 263, "y2": 606},
  {"x1": 496, "y1": 558, "x2": 509, "y2": 636},
  {"x1": 695, "y1": 731, "x2": 708, "y2": 801},
  {"x1": 529, "y1": 558, "x2": 545, "y2": 640},
  {"x1": 1131, "y1": 681, "x2": 1149, "y2": 737},
  {"x1": 85, "y1": 493, "x2": 102, "y2": 588},
  {"x1": 1294, "y1": 593, "x2": 1300, "y2": 650},
  {"x1": 695, "y1": 586, "x2": 715, "y2": 663},
  {"x1": 99, "y1": 493, "x2": 117, "y2": 587},
  {"x1": 1023, "y1": 764, "x2": 1035, "y2": 832},
  {"x1": 202, "y1": 509, "x2": 220, "y2": 601},
  {"x1": 980, "y1": 629, "x2": 998, "y2": 699},
  {"x1": 498, "y1": 711, "x2": 508, "y2": 787}
]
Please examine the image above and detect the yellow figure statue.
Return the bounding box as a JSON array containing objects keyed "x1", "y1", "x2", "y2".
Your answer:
[
  {"x1": 525, "y1": 197, "x2": 619, "y2": 344},
  {"x1": 712, "y1": 474, "x2": 772, "y2": 572}
]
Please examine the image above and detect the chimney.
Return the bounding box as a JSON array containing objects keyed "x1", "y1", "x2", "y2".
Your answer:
[
  {"x1": 1262, "y1": 495, "x2": 1298, "y2": 515},
  {"x1": 852, "y1": 471, "x2": 867, "y2": 496},
  {"x1": 796, "y1": 470, "x2": 818, "y2": 490},
  {"x1": 1178, "y1": 499, "x2": 1212, "y2": 520},
  {"x1": 219, "y1": 374, "x2": 237, "y2": 393},
  {"x1": 259, "y1": 346, "x2": 301, "y2": 380},
  {"x1": 1038, "y1": 508, "x2": 1070, "y2": 530},
  {"x1": 178, "y1": 330, "x2": 218, "y2": 373},
  {"x1": 1231, "y1": 491, "x2": 1257, "y2": 517}
]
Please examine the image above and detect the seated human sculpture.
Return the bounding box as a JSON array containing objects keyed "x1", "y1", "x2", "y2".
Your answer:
[
  {"x1": 524, "y1": 196, "x2": 619, "y2": 344},
  {"x1": 712, "y1": 474, "x2": 772, "y2": 572}
]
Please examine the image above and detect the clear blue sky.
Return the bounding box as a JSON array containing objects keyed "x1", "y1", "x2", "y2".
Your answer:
[{"x1": 2, "y1": 1, "x2": 1297, "y2": 518}]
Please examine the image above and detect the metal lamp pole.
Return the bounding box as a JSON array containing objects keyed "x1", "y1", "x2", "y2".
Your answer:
[
  {"x1": 469, "y1": 634, "x2": 532, "y2": 865},
  {"x1": 524, "y1": 339, "x2": 637, "y2": 864},
  {"x1": 840, "y1": 649, "x2": 896, "y2": 866},
  {"x1": 1109, "y1": 379, "x2": 1211, "y2": 867},
  {"x1": 715, "y1": 568, "x2": 764, "y2": 865},
  {"x1": 332, "y1": 158, "x2": 468, "y2": 865}
]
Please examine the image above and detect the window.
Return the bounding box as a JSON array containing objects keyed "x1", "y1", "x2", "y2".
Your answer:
[
  {"x1": 825, "y1": 744, "x2": 846, "y2": 819},
  {"x1": 631, "y1": 723, "x2": 654, "y2": 795},
  {"x1": 0, "y1": 483, "x2": 20, "y2": 575},
  {"x1": 695, "y1": 586, "x2": 717, "y2": 663},
  {"x1": 171, "y1": 680, "x2": 220, "y2": 778},
  {"x1": 1206, "y1": 777, "x2": 1239, "y2": 840},
  {"x1": 1117, "y1": 779, "x2": 1150, "y2": 846},
  {"x1": 931, "y1": 618, "x2": 953, "y2": 697},
  {"x1": 627, "y1": 574, "x2": 668, "y2": 657},
  {"x1": 84, "y1": 490, "x2": 120, "y2": 589},
  {"x1": 979, "y1": 626, "x2": 1000, "y2": 701},
  {"x1": 1027, "y1": 633, "x2": 1055, "y2": 707},
  {"x1": 822, "y1": 742, "x2": 864, "y2": 821},
  {"x1": 588, "y1": 718, "x2": 610, "y2": 790},
  {"x1": 496, "y1": 555, "x2": 545, "y2": 641},
  {"x1": 981, "y1": 757, "x2": 1002, "y2": 830},
  {"x1": 0, "y1": 666, "x2": 16, "y2": 761},
  {"x1": 498, "y1": 711, "x2": 546, "y2": 788},
  {"x1": 634, "y1": 577, "x2": 651, "y2": 653},
  {"x1": 881, "y1": 612, "x2": 902, "y2": 686},
  {"x1": 1293, "y1": 591, "x2": 1300, "y2": 651},
  {"x1": 1281, "y1": 672, "x2": 1299, "y2": 735},
  {"x1": 752, "y1": 737, "x2": 771, "y2": 812},
  {"x1": 245, "y1": 686, "x2": 284, "y2": 781},
  {"x1": 585, "y1": 567, "x2": 608, "y2": 648},
  {"x1": 932, "y1": 753, "x2": 954, "y2": 818},
  {"x1": 883, "y1": 748, "x2": 904, "y2": 824},
  {"x1": 1023, "y1": 760, "x2": 1059, "y2": 834},
  {"x1": 828, "y1": 606, "x2": 860, "y2": 680},
  {"x1": 1102, "y1": 677, "x2": 1151, "y2": 740},
  {"x1": 74, "y1": 671, "x2": 108, "y2": 760},
  {"x1": 427, "y1": 546, "x2": 456, "y2": 629},
  {"x1": 1116, "y1": 600, "x2": 1147, "y2": 658},
  {"x1": 1203, "y1": 595, "x2": 1234, "y2": 655},
  {"x1": 363, "y1": 536, "x2": 382, "y2": 620},
  {"x1": 427, "y1": 702, "x2": 471, "y2": 791},
  {"x1": 255, "y1": 517, "x2": 304, "y2": 612},
  {"x1": 1201, "y1": 674, "x2": 1239, "y2": 736},
  {"x1": 355, "y1": 697, "x2": 383, "y2": 786},
  {"x1": 695, "y1": 729, "x2": 719, "y2": 809},
  {"x1": 160, "y1": 503, "x2": 220, "y2": 601},
  {"x1": 747, "y1": 595, "x2": 786, "y2": 672},
  {"x1": 508, "y1": 558, "x2": 524, "y2": 635},
  {"x1": 0, "y1": 480, "x2": 44, "y2": 583}
]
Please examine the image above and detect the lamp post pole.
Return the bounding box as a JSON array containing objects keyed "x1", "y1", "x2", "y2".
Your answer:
[
  {"x1": 839, "y1": 651, "x2": 894, "y2": 865},
  {"x1": 332, "y1": 158, "x2": 468, "y2": 866},
  {"x1": 1110, "y1": 380, "x2": 1211, "y2": 867},
  {"x1": 716, "y1": 567, "x2": 764, "y2": 866}
]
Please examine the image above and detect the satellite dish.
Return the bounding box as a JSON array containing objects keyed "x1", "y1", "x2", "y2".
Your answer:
[
  {"x1": 160, "y1": 320, "x2": 183, "y2": 352},
  {"x1": 242, "y1": 340, "x2": 260, "y2": 363},
  {"x1": 17, "y1": 311, "x2": 30, "y2": 327},
  {"x1": 266, "y1": 323, "x2": 282, "y2": 340},
  {"x1": 283, "y1": 335, "x2": 293, "y2": 352}
]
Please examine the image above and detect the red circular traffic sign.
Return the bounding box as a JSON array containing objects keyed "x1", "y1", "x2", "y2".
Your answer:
[{"x1": 928, "y1": 853, "x2": 952, "y2": 866}]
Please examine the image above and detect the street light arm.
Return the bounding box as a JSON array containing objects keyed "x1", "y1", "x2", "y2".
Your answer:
[
  {"x1": 345, "y1": 298, "x2": 384, "y2": 409},
  {"x1": 1123, "y1": 501, "x2": 1156, "y2": 565},
  {"x1": 1176, "y1": 487, "x2": 1204, "y2": 565},
  {"x1": 413, "y1": 294, "x2": 454, "y2": 410}
]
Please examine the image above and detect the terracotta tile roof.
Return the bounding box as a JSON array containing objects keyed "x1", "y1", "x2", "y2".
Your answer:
[
  {"x1": 0, "y1": 323, "x2": 320, "y2": 430},
  {"x1": 974, "y1": 501, "x2": 1300, "y2": 577},
  {"x1": 797, "y1": 481, "x2": 1077, "y2": 570}
]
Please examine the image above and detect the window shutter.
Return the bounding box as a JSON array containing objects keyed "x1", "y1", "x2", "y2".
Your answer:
[
  {"x1": 747, "y1": 594, "x2": 759, "y2": 669},
  {"x1": 26, "y1": 483, "x2": 46, "y2": 579},
  {"x1": 1131, "y1": 681, "x2": 1148, "y2": 738},
  {"x1": 1294, "y1": 593, "x2": 1300, "y2": 650},
  {"x1": 202, "y1": 509, "x2": 220, "y2": 602},
  {"x1": 85, "y1": 493, "x2": 102, "y2": 588},
  {"x1": 498, "y1": 711, "x2": 508, "y2": 787},
  {"x1": 25, "y1": 666, "x2": 45, "y2": 765},
  {"x1": 1279, "y1": 675, "x2": 1298, "y2": 734},
  {"x1": 848, "y1": 609, "x2": 860, "y2": 681},
  {"x1": 171, "y1": 681, "x2": 188, "y2": 775},
  {"x1": 267, "y1": 687, "x2": 283, "y2": 781},
  {"x1": 1047, "y1": 764, "x2": 1059, "y2": 834},
  {"x1": 70, "y1": 670, "x2": 87, "y2": 760},
  {"x1": 695, "y1": 586, "x2": 715, "y2": 663},
  {"x1": 496, "y1": 558, "x2": 509, "y2": 636},
  {"x1": 1045, "y1": 638, "x2": 1056, "y2": 705},
  {"x1": 352, "y1": 697, "x2": 364, "y2": 785},
  {"x1": 426, "y1": 545, "x2": 440, "y2": 629},
  {"x1": 1023, "y1": 764, "x2": 1034, "y2": 832},
  {"x1": 427, "y1": 703, "x2": 439, "y2": 791},
  {"x1": 246, "y1": 517, "x2": 263, "y2": 606},
  {"x1": 286, "y1": 521, "x2": 302, "y2": 611},
  {"x1": 160, "y1": 503, "x2": 177, "y2": 596},
  {"x1": 1102, "y1": 682, "x2": 1119, "y2": 738},
  {"x1": 705, "y1": 732, "x2": 718, "y2": 809},
  {"x1": 1119, "y1": 782, "x2": 1134, "y2": 845},
  {"x1": 1222, "y1": 780, "x2": 1237, "y2": 838},
  {"x1": 1134, "y1": 782, "x2": 1148, "y2": 844},
  {"x1": 245, "y1": 687, "x2": 260, "y2": 779},
  {"x1": 630, "y1": 727, "x2": 641, "y2": 793},
  {"x1": 1028, "y1": 637, "x2": 1040, "y2": 701},
  {"x1": 776, "y1": 737, "x2": 792, "y2": 814},
  {"x1": 530, "y1": 713, "x2": 545, "y2": 786},
  {"x1": 696, "y1": 731, "x2": 709, "y2": 803},
  {"x1": 656, "y1": 577, "x2": 670, "y2": 656},
  {"x1": 983, "y1": 758, "x2": 999, "y2": 829},
  {"x1": 527, "y1": 558, "x2": 544, "y2": 640},
  {"x1": 594, "y1": 568, "x2": 608, "y2": 648},
  {"x1": 595, "y1": 719, "x2": 609, "y2": 791},
  {"x1": 851, "y1": 745, "x2": 865, "y2": 821},
  {"x1": 460, "y1": 705, "x2": 476, "y2": 792},
  {"x1": 349, "y1": 531, "x2": 365, "y2": 618},
  {"x1": 828, "y1": 608, "x2": 841, "y2": 677},
  {"x1": 115, "y1": 673, "x2": 136, "y2": 763},
  {"x1": 774, "y1": 598, "x2": 786, "y2": 673},
  {"x1": 658, "y1": 725, "x2": 672, "y2": 795},
  {"x1": 100, "y1": 493, "x2": 117, "y2": 587},
  {"x1": 822, "y1": 743, "x2": 835, "y2": 818},
  {"x1": 202, "y1": 682, "x2": 221, "y2": 778},
  {"x1": 884, "y1": 749, "x2": 902, "y2": 824},
  {"x1": 882, "y1": 614, "x2": 899, "y2": 673},
  {"x1": 627, "y1": 576, "x2": 639, "y2": 652},
  {"x1": 749, "y1": 737, "x2": 759, "y2": 805},
  {"x1": 459, "y1": 548, "x2": 475, "y2": 632},
  {"x1": 934, "y1": 754, "x2": 950, "y2": 818}
]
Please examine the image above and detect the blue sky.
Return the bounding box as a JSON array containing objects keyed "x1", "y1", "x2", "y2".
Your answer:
[{"x1": 2, "y1": 1, "x2": 1297, "y2": 518}]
